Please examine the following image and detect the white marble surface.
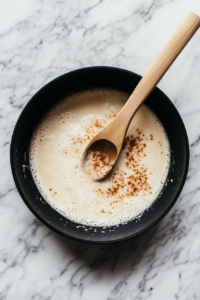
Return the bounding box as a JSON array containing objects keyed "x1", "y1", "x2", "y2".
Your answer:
[{"x1": 1, "y1": 0, "x2": 200, "y2": 299}]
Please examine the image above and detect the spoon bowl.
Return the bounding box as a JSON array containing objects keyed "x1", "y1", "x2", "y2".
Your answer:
[{"x1": 83, "y1": 139, "x2": 118, "y2": 180}]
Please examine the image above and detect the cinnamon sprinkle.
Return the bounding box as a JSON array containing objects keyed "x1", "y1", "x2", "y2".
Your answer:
[
  {"x1": 70, "y1": 113, "x2": 154, "y2": 214},
  {"x1": 84, "y1": 151, "x2": 112, "y2": 179},
  {"x1": 95, "y1": 132, "x2": 152, "y2": 207}
]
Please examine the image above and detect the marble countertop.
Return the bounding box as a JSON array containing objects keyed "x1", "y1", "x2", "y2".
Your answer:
[{"x1": 1, "y1": 0, "x2": 200, "y2": 299}]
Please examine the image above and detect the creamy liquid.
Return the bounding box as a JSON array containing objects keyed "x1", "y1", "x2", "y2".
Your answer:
[{"x1": 30, "y1": 88, "x2": 170, "y2": 227}]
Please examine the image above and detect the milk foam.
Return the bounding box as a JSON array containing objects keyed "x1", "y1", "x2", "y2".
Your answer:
[{"x1": 29, "y1": 88, "x2": 170, "y2": 227}]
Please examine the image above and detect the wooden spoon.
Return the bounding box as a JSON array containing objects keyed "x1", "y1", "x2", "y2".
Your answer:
[{"x1": 82, "y1": 12, "x2": 200, "y2": 180}]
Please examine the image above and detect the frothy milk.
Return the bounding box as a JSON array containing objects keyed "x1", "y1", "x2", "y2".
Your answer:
[{"x1": 29, "y1": 88, "x2": 170, "y2": 227}]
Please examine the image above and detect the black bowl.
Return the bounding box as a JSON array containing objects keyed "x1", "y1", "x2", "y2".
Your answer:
[{"x1": 10, "y1": 67, "x2": 189, "y2": 243}]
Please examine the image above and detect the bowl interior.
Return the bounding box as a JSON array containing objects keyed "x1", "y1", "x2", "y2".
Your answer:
[{"x1": 10, "y1": 67, "x2": 189, "y2": 243}]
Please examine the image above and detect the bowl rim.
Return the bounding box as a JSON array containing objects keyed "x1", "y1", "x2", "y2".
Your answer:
[{"x1": 10, "y1": 66, "x2": 190, "y2": 244}]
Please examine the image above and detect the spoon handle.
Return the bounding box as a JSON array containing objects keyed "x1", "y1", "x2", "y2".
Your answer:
[{"x1": 121, "y1": 12, "x2": 200, "y2": 120}]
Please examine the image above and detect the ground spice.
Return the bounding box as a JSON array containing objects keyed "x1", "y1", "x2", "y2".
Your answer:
[
  {"x1": 95, "y1": 131, "x2": 152, "y2": 206},
  {"x1": 68, "y1": 113, "x2": 154, "y2": 214},
  {"x1": 84, "y1": 150, "x2": 112, "y2": 179}
]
